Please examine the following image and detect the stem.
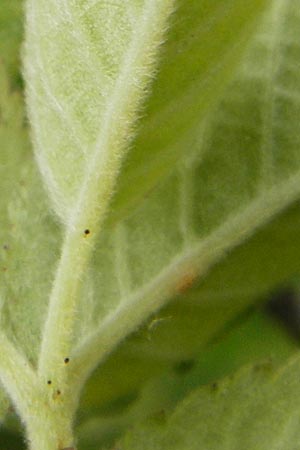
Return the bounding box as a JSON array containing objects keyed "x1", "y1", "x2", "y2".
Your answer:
[
  {"x1": 26, "y1": 402, "x2": 75, "y2": 450},
  {"x1": 38, "y1": 0, "x2": 175, "y2": 384},
  {"x1": 0, "y1": 332, "x2": 77, "y2": 450}
]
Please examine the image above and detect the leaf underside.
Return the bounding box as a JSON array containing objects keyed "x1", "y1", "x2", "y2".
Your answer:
[
  {"x1": 1, "y1": 0, "x2": 300, "y2": 447},
  {"x1": 121, "y1": 355, "x2": 300, "y2": 450},
  {"x1": 78, "y1": 310, "x2": 298, "y2": 448},
  {"x1": 0, "y1": 0, "x2": 299, "y2": 374},
  {"x1": 24, "y1": 0, "x2": 269, "y2": 224}
]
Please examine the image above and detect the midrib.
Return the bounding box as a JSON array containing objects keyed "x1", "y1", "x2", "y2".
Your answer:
[
  {"x1": 73, "y1": 169, "x2": 300, "y2": 382},
  {"x1": 38, "y1": 0, "x2": 176, "y2": 380}
]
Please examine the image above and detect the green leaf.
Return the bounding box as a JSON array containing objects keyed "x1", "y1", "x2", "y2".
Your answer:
[
  {"x1": 121, "y1": 355, "x2": 300, "y2": 450},
  {"x1": 20, "y1": 0, "x2": 273, "y2": 387},
  {"x1": 0, "y1": 0, "x2": 23, "y2": 86},
  {"x1": 69, "y1": 0, "x2": 300, "y2": 382},
  {"x1": 0, "y1": 62, "x2": 59, "y2": 363},
  {"x1": 2, "y1": 0, "x2": 298, "y2": 382},
  {"x1": 23, "y1": 0, "x2": 268, "y2": 223},
  {"x1": 1, "y1": 0, "x2": 300, "y2": 447},
  {"x1": 76, "y1": 199, "x2": 300, "y2": 444},
  {"x1": 77, "y1": 310, "x2": 298, "y2": 449}
]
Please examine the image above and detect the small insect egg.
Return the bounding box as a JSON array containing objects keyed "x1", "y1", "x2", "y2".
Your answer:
[
  {"x1": 47, "y1": 380, "x2": 52, "y2": 385},
  {"x1": 84, "y1": 229, "x2": 90, "y2": 236},
  {"x1": 64, "y1": 357, "x2": 70, "y2": 364}
]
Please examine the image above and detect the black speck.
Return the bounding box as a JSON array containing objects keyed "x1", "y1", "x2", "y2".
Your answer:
[
  {"x1": 84, "y1": 229, "x2": 90, "y2": 236},
  {"x1": 211, "y1": 382, "x2": 218, "y2": 391},
  {"x1": 173, "y1": 359, "x2": 195, "y2": 375},
  {"x1": 47, "y1": 380, "x2": 52, "y2": 385},
  {"x1": 64, "y1": 357, "x2": 70, "y2": 364}
]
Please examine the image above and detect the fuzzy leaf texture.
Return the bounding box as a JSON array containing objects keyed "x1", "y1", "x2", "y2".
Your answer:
[
  {"x1": 18, "y1": 0, "x2": 271, "y2": 375},
  {"x1": 24, "y1": 0, "x2": 269, "y2": 224},
  {"x1": 76, "y1": 202, "x2": 300, "y2": 441},
  {"x1": 121, "y1": 355, "x2": 300, "y2": 450},
  {"x1": 9, "y1": 0, "x2": 299, "y2": 379},
  {"x1": 0, "y1": 0, "x2": 300, "y2": 447},
  {"x1": 71, "y1": 0, "x2": 300, "y2": 382}
]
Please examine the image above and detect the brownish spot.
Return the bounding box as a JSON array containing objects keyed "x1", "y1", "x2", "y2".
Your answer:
[
  {"x1": 47, "y1": 380, "x2": 52, "y2": 385},
  {"x1": 84, "y1": 229, "x2": 90, "y2": 236},
  {"x1": 175, "y1": 269, "x2": 197, "y2": 295},
  {"x1": 64, "y1": 357, "x2": 70, "y2": 364},
  {"x1": 52, "y1": 389, "x2": 62, "y2": 401},
  {"x1": 2, "y1": 267, "x2": 7, "y2": 272}
]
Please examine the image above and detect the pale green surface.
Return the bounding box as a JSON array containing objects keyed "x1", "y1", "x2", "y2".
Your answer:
[
  {"x1": 24, "y1": 0, "x2": 269, "y2": 224},
  {"x1": 121, "y1": 355, "x2": 300, "y2": 450},
  {"x1": 0, "y1": 0, "x2": 298, "y2": 399},
  {"x1": 0, "y1": 63, "x2": 60, "y2": 364},
  {"x1": 79, "y1": 200, "x2": 300, "y2": 411},
  {"x1": 70, "y1": 0, "x2": 300, "y2": 382},
  {"x1": 1, "y1": 0, "x2": 300, "y2": 448}
]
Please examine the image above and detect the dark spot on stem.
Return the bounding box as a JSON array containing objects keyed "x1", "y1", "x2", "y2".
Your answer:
[
  {"x1": 84, "y1": 229, "x2": 90, "y2": 236},
  {"x1": 47, "y1": 380, "x2": 52, "y2": 385},
  {"x1": 56, "y1": 390, "x2": 61, "y2": 396},
  {"x1": 64, "y1": 357, "x2": 70, "y2": 364}
]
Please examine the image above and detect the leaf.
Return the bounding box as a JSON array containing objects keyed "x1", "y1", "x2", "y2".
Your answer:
[
  {"x1": 0, "y1": 0, "x2": 23, "y2": 86},
  {"x1": 69, "y1": 0, "x2": 300, "y2": 382},
  {"x1": 1, "y1": 1, "x2": 300, "y2": 446},
  {"x1": 23, "y1": 0, "x2": 269, "y2": 223},
  {"x1": 1, "y1": 0, "x2": 298, "y2": 384},
  {"x1": 121, "y1": 355, "x2": 300, "y2": 450},
  {"x1": 74, "y1": 199, "x2": 300, "y2": 446},
  {"x1": 0, "y1": 59, "x2": 60, "y2": 364},
  {"x1": 77, "y1": 310, "x2": 298, "y2": 448},
  {"x1": 19, "y1": 0, "x2": 273, "y2": 385},
  {"x1": 114, "y1": 201, "x2": 300, "y2": 364}
]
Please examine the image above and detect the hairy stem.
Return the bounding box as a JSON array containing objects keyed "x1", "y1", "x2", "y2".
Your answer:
[
  {"x1": 38, "y1": 0, "x2": 175, "y2": 385},
  {"x1": 26, "y1": 403, "x2": 75, "y2": 450}
]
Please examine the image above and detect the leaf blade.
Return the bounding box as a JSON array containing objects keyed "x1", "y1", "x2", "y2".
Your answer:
[
  {"x1": 71, "y1": 0, "x2": 300, "y2": 382},
  {"x1": 23, "y1": 0, "x2": 270, "y2": 224},
  {"x1": 121, "y1": 356, "x2": 300, "y2": 450}
]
